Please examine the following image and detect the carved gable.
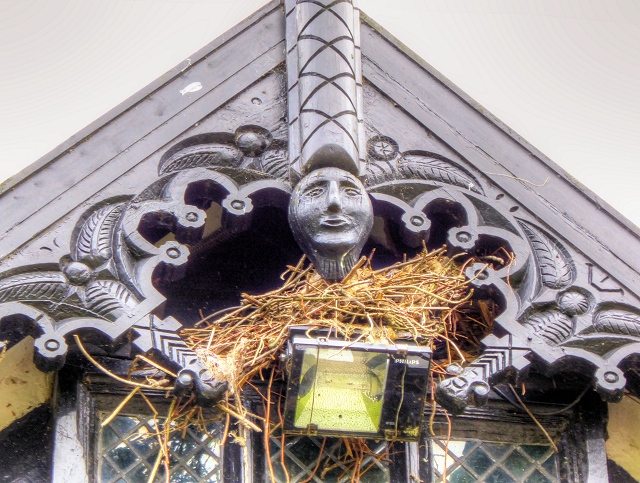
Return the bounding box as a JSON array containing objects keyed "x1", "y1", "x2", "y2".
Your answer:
[{"x1": 1, "y1": 2, "x2": 640, "y2": 481}]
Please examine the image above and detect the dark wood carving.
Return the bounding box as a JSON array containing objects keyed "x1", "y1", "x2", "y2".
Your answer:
[
  {"x1": 519, "y1": 221, "x2": 575, "y2": 290},
  {"x1": 1, "y1": 0, "x2": 640, "y2": 420}
]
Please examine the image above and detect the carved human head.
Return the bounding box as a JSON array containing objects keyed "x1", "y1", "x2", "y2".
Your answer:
[{"x1": 288, "y1": 167, "x2": 374, "y2": 281}]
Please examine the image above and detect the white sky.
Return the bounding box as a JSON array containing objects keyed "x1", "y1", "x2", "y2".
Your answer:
[{"x1": 1, "y1": 0, "x2": 639, "y2": 226}]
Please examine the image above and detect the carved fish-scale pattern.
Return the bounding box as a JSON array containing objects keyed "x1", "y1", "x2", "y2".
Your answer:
[
  {"x1": 593, "y1": 309, "x2": 640, "y2": 338},
  {"x1": 73, "y1": 202, "x2": 126, "y2": 265},
  {"x1": 523, "y1": 311, "x2": 573, "y2": 346},
  {"x1": 0, "y1": 272, "x2": 68, "y2": 304},
  {"x1": 397, "y1": 154, "x2": 484, "y2": 194},
  {"x1": 519, "y1": 222, "x2": 575, "y2": 290},
  {"x1": 158, "y1": 144, "x2": 243, "y2": 175},
  {"x1": 84, "y1": 280, "x2": 138, "y2": 321}
]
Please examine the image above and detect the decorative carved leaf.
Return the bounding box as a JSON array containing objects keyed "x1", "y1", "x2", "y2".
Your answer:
[
  {"x1": 395, "y1": 153, "x2": 483, "y2": 194},
  {"x1": 158, "y1": 144, "x2": 243, "y2": 175},
  {"x1": 28, "y1": 301, "x2": 111, "y2": 321},
  {"x1": 0, "y1": 272, "x2": 68, "y2": 304},
  {"x1": 85, "y1": 280, "x2": 138, "y2": 321},
  {"x1": 523, "y1": 311, "x2": 573, "y2": 345},
  {"x1": 113, "y1": 233, "x2": 143, "y2": 298},
  {"x1": 593, "y1": 309, "x2": 640, "y2": 338},
  {"x1": 260, "y1": 148, "x2": 289, "y2": 180},
  {"x1": 73, "y1": 202, "x2": 127, "y2": 265},
  {"x1": 364, "y1": 160, "x2": 397, "y2": 186},
  {"x1": 519, "y1": 222, "x2": 575, "y2": 290}
]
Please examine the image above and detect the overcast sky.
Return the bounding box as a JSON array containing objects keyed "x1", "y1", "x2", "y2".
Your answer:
[{"x1": 1, "y1": 0, "x2": 639, "y2": 227}]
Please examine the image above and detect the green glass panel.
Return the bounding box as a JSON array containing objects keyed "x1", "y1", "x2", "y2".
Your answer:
[
  {"x1": 465, "y1": 448, "x2": 494, "y2": 476},
  {"x1": 187, "y1": 450, "x2": 219, "y2": 478},
  {"x1": 447, "y1": 466, "x2": 475, "y2": 483},
  {"x1": 108, "y1": 443, "x2": 139, "y2": 471},
  {"x1": 483, "y1": 443, "x2": 511, "y2": 459},
  {"x1": 360, "y1": 464, "x2": 389, "y2": 483},
  {"x1": 126, "y1": 463, "x2": 151, "y2": 483},
  {"x1": 129, "y1": 432, "x2": 158, "y2": 458},
  {"x1": 294, "y1": 347, "x2": 388, "y2": 433},
  {"x1": 541, "y1": 455, "x2": 558, "y2": 477},
  {"x1": 525, "y1": 470, "x2": 552, "y2": 483},
  {"x1": 504, "y1": 450, "x2": 531, "y2": 477},
  {"x1": 287, "y1": 437, "x2": 323, "y2": 466},
  {"x1": 101, "y1": 425, "x2": 120, "y2": 450},
  {"x1": 521, "y1": 445, "x2": 550, "y2": 460},
  {"x1": 110, "y1": 416, "x2": 140, "y2": 436},
  {"x1": 100, "y1": 459, "x2": 119, "y2": 483},
  {"x1": 485, "y1": 467, "x2": 515, "y2": 483},
  {"x1": 171, "y1": 468, "x2": 198, "y2": 483},
  {"x1": 168, "y1": 433, "x2": 198, "y2": 458}
]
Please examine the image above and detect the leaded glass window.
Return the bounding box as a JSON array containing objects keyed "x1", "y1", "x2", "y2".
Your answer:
[
  {"x1": 429, "y1": 439, "x2": 559, "y2": 483},
  {"x1": 97, "y1": 413, "x2": 223, "y2": 483},
  {"x1": 268, "y1": 436, "x2": 392, "y2": 483}
]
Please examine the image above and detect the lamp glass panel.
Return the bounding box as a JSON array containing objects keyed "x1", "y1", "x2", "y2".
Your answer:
[{"x1": 293, "y1": 346, "x2": 389, "y2": 433}]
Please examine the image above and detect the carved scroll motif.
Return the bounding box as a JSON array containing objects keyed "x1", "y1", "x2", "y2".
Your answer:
[{"x1": 0, "y1": 126, "x2": 293, "y2": 403}]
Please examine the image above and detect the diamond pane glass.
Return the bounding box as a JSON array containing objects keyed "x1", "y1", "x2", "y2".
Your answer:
[
  {"x1": 504, "y1": 451, "x2": 531, "y2": 477},
  {"x1": 525, "y1": 471, "x2": 553, "y2": 483},
  {"x1": 101, "y1": 461, "x2": 119, "y2": 483},
  {"x1": 486, "y1": 468, "x2": 513, "y2": 483},
  {"x1": 97, "y1": 413, "x2": 222, "y2": 483},
  {"x1": 430, "y1": 439, "x2": 559, "y2": 483},
  {"x1": 268, "y1": 436, "x2": 392, "y2": 483}
]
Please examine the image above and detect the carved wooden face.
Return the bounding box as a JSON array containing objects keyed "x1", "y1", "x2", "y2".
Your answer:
[{"x1": 289, "y1": 168, "x2": 373, "y2": 280}]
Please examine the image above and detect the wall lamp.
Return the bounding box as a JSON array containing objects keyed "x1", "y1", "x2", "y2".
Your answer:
[{"x1": 283, "y1": 328, "x2": 431, "y2": 441}]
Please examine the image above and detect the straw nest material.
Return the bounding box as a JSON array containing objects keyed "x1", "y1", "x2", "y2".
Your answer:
[
  {"x1": 182, "y1": 247, "x2": 493, "y2": 398},
  {"x1": 80, "y1": 248, "x2": 498, "y2": 483}
]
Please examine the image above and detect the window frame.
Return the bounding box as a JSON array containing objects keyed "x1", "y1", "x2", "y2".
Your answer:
[{"x1": 50, "y1": 364, "x2": 610, "y2": 483}]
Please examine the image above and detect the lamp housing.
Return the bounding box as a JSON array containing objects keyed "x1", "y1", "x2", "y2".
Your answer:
[{"x1": 283, "y1": 328, "x2": 431, "y2": 441}]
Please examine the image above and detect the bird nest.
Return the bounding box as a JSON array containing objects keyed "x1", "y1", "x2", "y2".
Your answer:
[
  {"x1": 182, "y1": 247, "x2": 494, "y2": 398},
  {"x1": 84, "y1": 247, "x2": 498, "y2": 483}
]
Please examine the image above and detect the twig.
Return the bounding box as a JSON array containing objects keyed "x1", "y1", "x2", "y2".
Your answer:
[
  {"x1": 134, "y1": 354, "x2": 178, "y2": 378},
  {"x1": 509, "y1": 384, "x2": 558, "y2": 451},
  {"x1": 217, "y1": 404, "x2": 262, "y2": 433},
  {"x1": 74, "y1": 335, "x2": 159, "y2": 389},
  {"x1": 265, "y1": 370, "x2": 276, "y2": 483},
  {"x1": 101, "y1": 387, "x2": 140, "y2": 427}
]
